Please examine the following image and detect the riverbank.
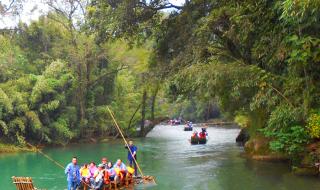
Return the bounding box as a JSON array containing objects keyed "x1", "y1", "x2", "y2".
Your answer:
[
  {"x1": 240, "y1": 134, "x2": 320, "y2": 176},
  {"x1": 0, "y1": 143, "x2": 36, "y2": 154},
  {"x1": 0, "y1": 117, "x2": 167, "y2": 154}
]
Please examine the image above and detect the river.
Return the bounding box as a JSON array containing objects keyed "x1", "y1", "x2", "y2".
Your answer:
[{"x1": 1, "y1": 124, "x2": 320, "y2": 190}]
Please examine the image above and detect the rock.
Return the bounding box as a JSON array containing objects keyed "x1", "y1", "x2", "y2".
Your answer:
[
  {"x1": 236, "y1": 128, "x2": 250, "y2": 144},
  {"x1": 244, "y1": 136, "x2": 288, "y2": 162},
  {"x1": 244, "y1": 136, "x2": 270, "y2": 155}
]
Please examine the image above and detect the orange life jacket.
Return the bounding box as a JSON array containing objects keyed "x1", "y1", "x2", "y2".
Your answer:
[
  {"x1": 103, "y1": 170, "x2": 110, "y2": 184},
  {"x1": 199, "y1": 132, "x2": 206, "y2": 138}
]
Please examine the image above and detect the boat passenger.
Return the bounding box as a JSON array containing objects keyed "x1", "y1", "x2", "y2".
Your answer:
[
  {"x1": 106, "y1": 162, "x2": 116, "y2": 181},
  {"x1": 192, "y1": 131, "x2": 198, "y2": 138},
  {"x1": 89, "y1": 162, "x2": 98, "y2": 178},
  {"x1": 65, "y1": 156, "x2": 81, "y2": 190},
  {"x1": 80, "y1": 163, "x2": 90, "y2": 183},
  {"x1": 199, "y1": 128, "x2": 208, "y2": 138},
  {"x1": 90, "y1": 164, "x2": 105, "y2": 190},
  {"x1": 100, "y1": 157, "x2": 108, "y2": 169},
  {"x1": 113, "y1": 159, "x2": 127, "y2": 181}
]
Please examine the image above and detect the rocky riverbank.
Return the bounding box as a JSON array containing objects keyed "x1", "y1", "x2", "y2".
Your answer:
[{"x1": 236, "y1": 129, "x2": 320, "y2": 176}]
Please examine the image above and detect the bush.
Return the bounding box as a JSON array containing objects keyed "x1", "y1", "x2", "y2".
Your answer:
[
  {"x1": 261, "y1": 105, "x2": 310, "y2": 155},
  {"x1": 234, "y1": 114, "x2": 250, "y2": 129},
  {"x1": 307, "y1": 113, "x2": 320, "y2": 139},
  {"x1": 267, "y1": 125, "x2": 310, "y2": 155}
]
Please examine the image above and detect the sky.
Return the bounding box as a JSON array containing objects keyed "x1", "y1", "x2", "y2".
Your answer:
[
  {"x1": 0, "y1": 0, "x2": 185, "y2": 29},
  {"x1": 0, "y1": 0, "x2": 49, "y2": 28}
]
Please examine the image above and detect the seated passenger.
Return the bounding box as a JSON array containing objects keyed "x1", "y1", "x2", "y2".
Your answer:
[
  {"x1": 199, "y1": 128, "x2": 208, "y2": 138},
  {"x1": 80, "y1": 163, "x2": 90, "y2": 184},
  {"x1": 192, "y1": 131, "x2": 198, "y2": 138},
  {"x1": 89, "y1": 162, "x2": 98, "y2": 179},
  {"x1": 113, "y1": 159, "x2": 127, "y2": 181},
  {"x1": 106, "y1": 162, "x2": 116, "y2": 182},
  {"x1": 100, "y1": 157, "x2": 108, "y2": 169},
  {"x1": 90, "y1": 164, "x2": 105, "y2": 190}
]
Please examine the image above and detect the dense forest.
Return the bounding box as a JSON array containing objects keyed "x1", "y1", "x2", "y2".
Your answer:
[{"x1": 1, "y1": 0, "x2": 320, "y2": 172}]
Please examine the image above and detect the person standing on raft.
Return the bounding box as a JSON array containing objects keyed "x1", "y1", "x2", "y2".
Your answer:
[
  {"x1": 126, "y1": 140, "x2": 138, "y2": 176},
  {"x1": 65, "y1": 156, "x2": 80, "y2": 190}
]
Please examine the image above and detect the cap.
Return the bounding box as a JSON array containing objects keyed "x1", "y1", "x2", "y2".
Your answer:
[{"x1": 98, "y1": 164, "x2": 104, "y2": 168}]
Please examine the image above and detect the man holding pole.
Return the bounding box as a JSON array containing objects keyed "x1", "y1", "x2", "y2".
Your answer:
[{"x1": 126, "y1": 140, "x2": 138, "y2": 176}]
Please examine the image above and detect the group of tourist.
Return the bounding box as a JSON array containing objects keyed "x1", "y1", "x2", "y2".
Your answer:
[
  {"x1": 192, "y1": 128, "x2": 208, "y2": 139},
  {"x1": 65, "y1": 140, "x2": 138, "y2": 190},
  {"x1": 186, "y1": 121, "x2": 193, "y2": 128}
]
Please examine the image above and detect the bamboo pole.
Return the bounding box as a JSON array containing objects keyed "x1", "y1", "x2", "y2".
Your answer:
[
  {"x1": 26, "y1": 142, "x2": 65, "y2": 169},
  {"x1": 107, "y1": 106, "x2": 145, "y2": 178}
]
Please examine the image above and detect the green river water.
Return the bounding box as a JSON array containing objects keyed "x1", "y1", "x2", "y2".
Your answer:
[{"x1": 2, "y1": 124, "x2": 320, "y2": 190}]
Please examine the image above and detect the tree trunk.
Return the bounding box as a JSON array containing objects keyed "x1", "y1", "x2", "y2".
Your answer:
[
  {"x1": 140, "y1": 90, "x2": 147, "y2": 136},
  {"x1": 150, "y1": 86, "x2": 159, "y2": 121},
  {"x1": 128, "y1": 103, "x2": 142, "y2": 129}
]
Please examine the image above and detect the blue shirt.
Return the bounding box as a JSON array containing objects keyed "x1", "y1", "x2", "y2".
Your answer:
[
  {"x1": 65, "y1": 163, "x2": 80, "y2": 182},
  {"x1": 107, "y1": 168, "x2": 116, "y2": 177},
  {"x1": 127, "y1": 145, "x2": 137, "y2": 161},
  {"x1": 113, "y1": 162, "x2": 127, "y2": 171}
]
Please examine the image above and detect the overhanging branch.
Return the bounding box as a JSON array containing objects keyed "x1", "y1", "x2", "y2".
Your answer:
[
  {"x1": 88, "y1": 65, "x2": 128, "y2": 88},
  {"x1": 137, "y1": 2, "x2": 183, "y2": 11}
]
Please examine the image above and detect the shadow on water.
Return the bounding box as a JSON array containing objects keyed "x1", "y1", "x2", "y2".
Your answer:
[{"x1": 1, "y1": 124, "x2": 320, "y2": 190}]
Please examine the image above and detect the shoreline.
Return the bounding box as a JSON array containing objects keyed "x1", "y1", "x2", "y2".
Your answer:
[{"x1": 0, "y1": 143, "x2": 36, "y2": 154}]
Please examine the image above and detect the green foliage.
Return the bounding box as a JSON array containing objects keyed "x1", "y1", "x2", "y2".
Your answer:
[
  {"x1": 280, "y1": 0, "x2": 320, "y2": 27},
  {"x1": 8, "y1": 117, "x2": 26, "y2": 145},
  {"x1": 0, "y1": 120, "x2": 8, "y2": 135},
  {"x1": 260, "y1": 105, "x2": 310, "y2": 155},
  {"x1": 0, "y1": 9, "x2": 166, "y2": 144},
  {"x1": 264, "y1": 125, "x2": 310, "y2": 155},
  {"x1": 235, "y1": 114, "x2": 250, "y2": 129},
  {"x1": 267, "y1": 105, "x2": 302, "y2": 131},
  {"x1": 50, "y1": 117, "x2": 74, "y2": 143},
  {"x1": 307, "y1": 113, "x2": 320, "y2": 139},
  {"x1": 0, "y1": 35, "x2": 30, "y2": 81},
  {"x1": 0, "y1": 87, "x2": 13, "y2": 117},
  {"x1": 25, "y1": 111, "x2": 42, "y2": 131},
  {"x1": 109, "y1": 0, "x2": 320, "y2": 157},
  {"x1": 1, "y1": 0, "x2": 319, "y2": 158}
]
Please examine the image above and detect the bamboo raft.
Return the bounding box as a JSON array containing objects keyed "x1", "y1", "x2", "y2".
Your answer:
[
  {"x1": 12, "y1": 176, "x2": 37, "y2": 190},
  {"x1": 81, "y1": 175, "x2": 156, "y2": 190},
  {"x1": 184, "y1": 126, "x2": 193, "y2": 131},
  {"x1": 12, "y1": 176, "x2": 156, "y2": 190}
]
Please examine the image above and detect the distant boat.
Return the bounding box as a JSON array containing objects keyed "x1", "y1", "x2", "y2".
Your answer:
[
  {"x1": 190, "y1": 136, "x2": 207, "y2": 144},
  {"x1": 184, "y1": 126, "x2": 193, "y2": 131},
  {"x1": 169, "y1": 119, "x2": 182, "y2": 125},
  {"x1": 190, "y1": 129, "x2": 207, "y2": 144},
  {"x1": 184, "y1": 122, "x2": 193, "y2": 131}
]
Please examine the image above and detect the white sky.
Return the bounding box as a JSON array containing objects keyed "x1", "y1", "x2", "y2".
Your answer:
[
  {"x1": 0, "y1": 0, "x2": 49, "y2": 28},
  {"x1": 0, "y1": 0, "x2": 185, "y2": 29}
]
